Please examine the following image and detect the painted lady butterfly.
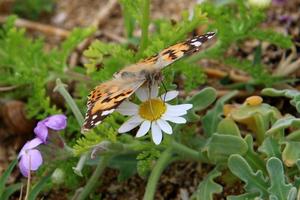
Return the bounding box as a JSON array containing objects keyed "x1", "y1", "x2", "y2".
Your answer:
[{"x1": 82, "y1": 32, "x2": 216, "y2": 132}]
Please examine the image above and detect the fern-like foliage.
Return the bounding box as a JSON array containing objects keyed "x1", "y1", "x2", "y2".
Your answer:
[{"x1": 0, "y1": 16, "x2": 94, "y2": 119}]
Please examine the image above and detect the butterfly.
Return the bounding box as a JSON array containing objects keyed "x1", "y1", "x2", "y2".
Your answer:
[{"x1": 82, "y1": 32, "x2": 216, "y2": 132}]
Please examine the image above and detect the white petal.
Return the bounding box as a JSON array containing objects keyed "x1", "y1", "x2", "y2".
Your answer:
[
  {"x1": 136, "y1": 120, "x2": 151, "y2": 137},
  {"x1": 151, "y1": 122, "x2": 162, "y2": 145},
  {"x1": 160, "y1": 91, "x2": 179, "y2": 101},
  {"x1": 135, "y1": 86, "x2": 149, "y2": 101},
  {"x1": 156, "y1": 119, "x2": 172, "y2": 134},
  {"x1": 150, "y1": 83, "x2": 159, "y2": 98},
  {"x1": 116, "y1": 101, "x2": 138, "y2": 116},
  {"x1": 162, "y1": 116, "x2": 186, "y2": 124},
  {"x1": 165, "y1": 104, "x2": 193, "y2": 116},
  {"x1": 118, "y1": 116, "x2": 143, "y2": 133}
]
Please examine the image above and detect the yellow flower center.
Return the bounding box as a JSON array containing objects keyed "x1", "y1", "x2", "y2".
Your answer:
[{"x1": 139, "y1": 99, "x2": 166, "y2": 121}]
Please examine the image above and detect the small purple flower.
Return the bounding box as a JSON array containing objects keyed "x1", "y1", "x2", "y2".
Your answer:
[
  {"x1": 34, "y1": 114, "x2": 67, "y2": 143},
  {"x1": 18, "y1": 138, "x2": 43, "y2": 177},
  {"x1": 272, "y1": 0, "x2": 286, "y2": 5}
]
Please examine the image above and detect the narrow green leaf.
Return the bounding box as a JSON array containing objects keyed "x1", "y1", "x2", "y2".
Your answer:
[
  {"x1": 228, "y1": 154, "x2": 268, "y2": 198},
  {"x1": 206, "y1": 134, "x2": 248, "y2": 163},
  {"x1": 202, "y1": 91, "x2": 238, "y2": 137},
  {"x1": 193, "y1": 168, "x2": 222, "y2": 200},
  {"x1": 266, "y1": 157, "x2": 296, "y2": 200},
  {"x1": 0, "y1": 159, "x2": 17, "y2": 195},
  {"x1": 2, "y1": 183, "x2": 22, "y2": 200},
  {"x1": 28, "y1": 173, "x2": 52, "y2": 200}
]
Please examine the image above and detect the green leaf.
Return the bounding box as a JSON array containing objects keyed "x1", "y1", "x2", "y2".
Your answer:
[
  {"x1": 247, "y1": 29, "x2": 293, "y2": 49},
  {"x1": 228, "y1": 154, "x2": 269, "y2": 198},
  {"x1": 28, "y1": 173, "x2": 52, "y2": 200},
  {"x1": 186, "y1": 87, "x2": 217, "y2": 122},
  {"x1": 202, "y1": 91, "x2": 238, "y2": 137},
  {"x1": 192, "y1": 168, "x2": 222, "y2": 200},
  {"x1": 227, "y1": 192, "x2": 261, "y2": 200},
  {"x1": 0, "y1": 159, "x2": 17, "y2": 195},
  {"x1": 267, "y1": 115, "x2": 300, "y2": 135},
  {"x1": 282, "y1": 141, "x2": 300, "y2": 167},
  {"x1": 109, "y1": 154, "x2": 137, "y2": 181},
  {"x1": 205, "y1": 134, "x2": 248, "y2": 163},
  {"x1": 262, "y1": 88, "x2": 300, "y2": 113},
  {"x1": 244, "y1": 135, "x2": 267, "y2": 175},
  {"x1": 1, "y1": 183, "x2": 22, "y2": 200},
  {"x1": 266, "y1": 157, "x2": 296, "y2": 200},
  {"x1": 258, "y1": 137, "x2": 281, "y2": 159},
  {"x1": 217, "y1": 118, "x2": 241, "y2": 136}
]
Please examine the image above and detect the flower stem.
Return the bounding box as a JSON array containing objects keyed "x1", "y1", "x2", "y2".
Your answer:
[
  {"x1": 143, "y1": 148, "x2": 172, "y2": 200},
  {"x1": 75, "y1": 156, "x2": 110, "y2": 200},
  {"x1": 54, "y1": 78, "x2": 86, "y2": 176},
  {"x1": 139, "y1": 0, "x2": 150, "y2": 53},
  {"x1": 54, "y1": 78, "x2": 84, "y2": 125},
  {"x1": 171, "y1": 140, "x2": 209, "y2": 162}
]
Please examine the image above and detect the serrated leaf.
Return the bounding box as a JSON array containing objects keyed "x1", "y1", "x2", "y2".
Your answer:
[
  {"x1": 217, "y1": 118, "x2": 241, "y2": 136},
  {"x1": 244, "y1": 135, "x2": 267, "y2": 174},
  {"x1": 267, "y1": 115, "x2": 300, "y2": 135},
  {"x1": 202, "y1": 91, "x2": 238, "y2": 137},
  {"x1": 206, "y1": 134, "x2": 248, "y2": 163},
  {"x1": 266, "y1": 157, "x2": 296, "y2": 200},
  {"x1": 186, "y1": 87, "x2": 217, "y2": 122},
  {"x1": 258, "y1": 137, "x2": 281, "y2": 159},
  {"x1": 193, "y1": 168, "x2": 222, "y2": 200},
  {"x1": 228, "y1": 154, "x2": 269, "y2": 198}
]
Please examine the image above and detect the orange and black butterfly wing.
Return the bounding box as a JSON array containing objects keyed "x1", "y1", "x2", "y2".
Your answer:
[{"x1": 81, "y1": 78, "x2": 145, "y2": 133}]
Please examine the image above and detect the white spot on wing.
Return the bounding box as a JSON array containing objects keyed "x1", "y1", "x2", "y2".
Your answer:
[
  {"x1": 92, "y1": 115, "x2": 97, "y2": 120},
  {"x1": 95, "y1": 121, "x2": 102, "y2": 126},
  {"x1": 191, "y1": 41, "x2": 202, "y2": 47},
  {"x1": 101, "y1": 109, "x2": 115, "y2": 116}
]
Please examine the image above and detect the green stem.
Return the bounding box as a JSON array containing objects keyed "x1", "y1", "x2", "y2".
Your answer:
[
  {"x1": 171, "y1": 140, "x2": 209, "y2": 162},
  {"x1": 143, "y1": 148, "x2": 172, "y2": 200},
  {"x1": 54, "y1": 78, "x2": 84, "y2": 125},
  {"x1": 75, "y1": 156, "x2": 110, "y2": 200},
  {"x1": 53, "y1": 78, "x2": 86, "y2": 176},
  {"x1": 139, "y1": 0, "x2": 150, "y2": 53}
]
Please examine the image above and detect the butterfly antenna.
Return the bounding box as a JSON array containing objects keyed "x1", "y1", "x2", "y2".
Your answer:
[{"x1": 160, "y1": 80, "x2": 168, "y2": 103}]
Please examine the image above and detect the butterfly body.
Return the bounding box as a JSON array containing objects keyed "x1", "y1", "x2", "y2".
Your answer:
[{"x1": 82, "y1": 32, "x2": 216, "y2": 132}]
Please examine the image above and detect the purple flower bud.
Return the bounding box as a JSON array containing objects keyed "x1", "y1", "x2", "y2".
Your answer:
[
  {"x1": 18, "y1": 138, "x2": 43, "y2": 177},
  {"x1": 34, "y1": 114, "x2": 67, "y2": 143}
]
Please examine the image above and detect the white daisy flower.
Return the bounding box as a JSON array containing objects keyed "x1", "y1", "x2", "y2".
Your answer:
[{"x1": 116, "y1": 84, "x2": 193, "y2": 145}]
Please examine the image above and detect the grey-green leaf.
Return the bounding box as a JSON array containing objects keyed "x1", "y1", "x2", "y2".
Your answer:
[
  {"x1": 267, "y1": 115, "x2": 300, "y2": 135},
  {"x1": 217, "y1": 118, "x2": 241, "y2": 136},
  {"x1": 192, "y1": 168, "x2": 222, "y2": 200},
  {"x1": 206, "y1": 134, "x2": 248, "y2": 163},
  {"x1": 266, "y1": 157, "x2": 296, "y2": 200},
  {"x1": 228, "y1": 154, "x2": 268, "y2": 198},
  {"x1": 186, "y1": 87, "x2": 217, "y2": 122},
  {"x1": 258, "y1": 137, "x2": 281, "y2": 159},
  {"x1": 202, "y1": 91, "x2": 238, "y2": 137}
]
